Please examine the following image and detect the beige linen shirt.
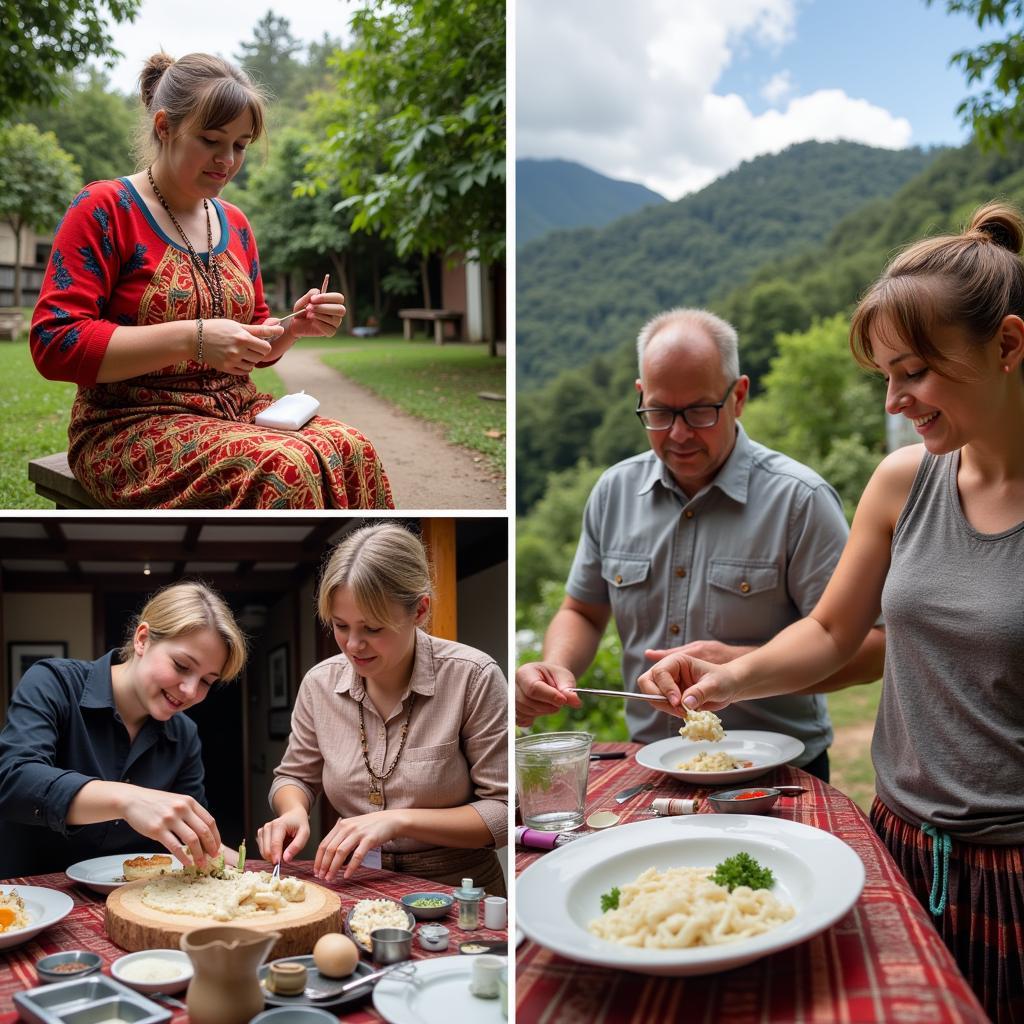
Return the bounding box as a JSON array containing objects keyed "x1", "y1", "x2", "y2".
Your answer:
[{"x1": 269, "y1": 629, "x2": 508, "y2": 851}]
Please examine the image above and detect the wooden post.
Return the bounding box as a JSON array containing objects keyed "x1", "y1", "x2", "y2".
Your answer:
[{"x1": 420, "y1": 519, "x2": 457, "y2": 640}]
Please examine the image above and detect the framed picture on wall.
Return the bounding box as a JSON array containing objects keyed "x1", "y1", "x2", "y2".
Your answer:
[
  {"x1": 8, "y1": 642, "x2": 68, "y2": 693},
  {"x1": 268, "y1": 644, "x2": 290, "y2": 708}
]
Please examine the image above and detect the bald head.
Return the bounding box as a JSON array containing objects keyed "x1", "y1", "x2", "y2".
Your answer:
[{"x1": 636, "y1": 308, "x2": 740, "y2": 381}]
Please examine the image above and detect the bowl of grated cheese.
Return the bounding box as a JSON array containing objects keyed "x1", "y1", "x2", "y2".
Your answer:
[{"x1": 111, "y1": 948, "x2": 193, "y2": 994}]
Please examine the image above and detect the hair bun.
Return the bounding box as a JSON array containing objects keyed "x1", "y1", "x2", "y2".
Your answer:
[
  {"x1": 139, "y1": 52, "x2": 175, "y2": 110},
  {"x1": 969, "y1": 202, "x2": 1024, "y2": 254}
]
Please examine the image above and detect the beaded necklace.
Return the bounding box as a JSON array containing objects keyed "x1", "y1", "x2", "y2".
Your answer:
[
  {"x1": 146, "y1": 165, "x2": 226, "y2": 318},
  {"x1": 357, "y1": 692, "x2": 416, "y2": 807}
]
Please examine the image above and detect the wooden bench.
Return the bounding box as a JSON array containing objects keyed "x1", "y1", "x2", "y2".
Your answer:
[
  {"x1": 0, "y1": 309, "x2": 25, "y2": 341},
  {"x1": 28, "y1": 453, "x2": 100, "y2": 509},
  {"x1": 398, "y1": 308, "x2": 463, "y2": 345}
]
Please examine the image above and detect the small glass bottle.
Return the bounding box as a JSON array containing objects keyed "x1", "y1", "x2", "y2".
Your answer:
[{"x1": 454, "y1": 877, "x2": 484, "y2": 929}]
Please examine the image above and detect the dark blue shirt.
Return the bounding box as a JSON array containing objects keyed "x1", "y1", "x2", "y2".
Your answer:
[{"x1": 0, "y1": 652, "x2": 207, "y2": 879}]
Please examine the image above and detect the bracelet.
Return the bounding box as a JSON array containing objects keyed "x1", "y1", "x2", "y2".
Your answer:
[{"x1": 196, "y1": 317, "x2": 204, "y2": 364}]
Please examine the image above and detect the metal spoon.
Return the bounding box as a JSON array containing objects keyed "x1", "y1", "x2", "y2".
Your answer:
[{"x1": 306, "y1": 962, "x2": 416, "y2": 1000}]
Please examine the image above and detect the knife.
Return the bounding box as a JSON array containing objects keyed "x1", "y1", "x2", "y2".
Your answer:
[
  {"x1": 568, "y1": 687, "x2": 670, "y2": 703},
  {"x1": 614, "y1": 782, "x2": 655, "y2": 804}
]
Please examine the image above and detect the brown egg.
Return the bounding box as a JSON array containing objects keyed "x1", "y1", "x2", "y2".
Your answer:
[{"x1": 312, "y1": 933, "x2": 359, "y2": 978}]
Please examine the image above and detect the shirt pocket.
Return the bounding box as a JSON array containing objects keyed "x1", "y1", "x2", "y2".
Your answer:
[
  {"x1": 601, "y1": 553, "x2": 654, "y2": 625},
  {"x1": 705, "y1": 559, "x2": 781, "y2": 642},
  {"x1": 404, "y1": 739, "x2": 459, "y2": 763}
]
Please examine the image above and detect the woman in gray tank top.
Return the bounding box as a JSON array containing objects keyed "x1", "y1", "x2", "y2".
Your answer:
[{"x1": 637, "y1": 202, "x2": 1024, "y2": 1023}]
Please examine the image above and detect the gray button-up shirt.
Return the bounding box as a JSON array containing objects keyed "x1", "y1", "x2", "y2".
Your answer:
[{"x1": 566, "y1": 424, "x2": 848, "y2": 760}]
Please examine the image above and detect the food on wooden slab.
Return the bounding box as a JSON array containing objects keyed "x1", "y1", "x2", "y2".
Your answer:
[
  {"x1": 678, "y1": 708, "x2": 725, "y2": 742},
  {"x1": 312, "y1": 933, "x2": 359, "y2": 977},
  {"x1": 0, "y1": 890, "x2": 29, "y2": 933},
  {"x1": 140, "y1": 863, "x2": 306, "y2": 922},
  {"x1": 347, "y1": 899, "x2": 411, "y2": 949},
  {"x1": 122, "y1": 854, "x2": 174, "y2": 881}
]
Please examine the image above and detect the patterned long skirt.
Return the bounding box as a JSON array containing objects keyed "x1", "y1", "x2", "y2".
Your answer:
[
  {"x1": 68, "y1": 366, "x2": 394, "y2": 509},
  {"x1": 872, "y1": 797, "x2": 1024, "y2": 1024}
]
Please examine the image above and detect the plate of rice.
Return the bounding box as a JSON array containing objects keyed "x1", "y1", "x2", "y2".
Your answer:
[
  {"x1": 635, "y1": 730, "x2": 805, "y2": 784},
  {"x1": 343, "y1": 898, "x2": 415, "y2": 953},
  {"x1": 0, "y1": 886, "x2": 74, "y2": 950}
]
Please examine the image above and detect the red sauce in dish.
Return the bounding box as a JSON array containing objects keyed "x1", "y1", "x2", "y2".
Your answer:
[{"x1": 734, "y1": 790, "x2": 770, "y2": 800}]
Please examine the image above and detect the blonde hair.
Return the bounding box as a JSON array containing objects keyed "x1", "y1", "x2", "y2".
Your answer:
[
  {"x1": 636, "y1": 308, "x2": 740, "y2": 379},
  {"x1": 317, "y1": 524, "x2": 433, "y2": 631},
  {"x1": 135, "y1": 51, "x2": 268, "y2": 166},
  {"x1": 120, "y1": 581, "x2": 247, "y2": 682},
  {"x1": 851, "y1": 201, "x2": 1024, "y2": 376}
]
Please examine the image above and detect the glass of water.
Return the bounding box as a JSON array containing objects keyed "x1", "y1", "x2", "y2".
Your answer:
[{"x1": 515, "y1": 731, "x2": 593, "y2": 831}]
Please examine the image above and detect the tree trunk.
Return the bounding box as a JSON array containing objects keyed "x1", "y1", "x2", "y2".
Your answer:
[
  {"x1": 489, "y1": 261, "x2": 498, "y2": 358},
  {"x1": 10, "y1": 218, "x2": 23, "y2": 308},
  {"x1": 371, "y1": 244, "x2": 382, "y2": 319},
  {"x1": 419, "y1": 255, "x2": 432, "y2": 310},
  {"x1": 330, "y1": 252, "x2": 354, "y2": 334}
]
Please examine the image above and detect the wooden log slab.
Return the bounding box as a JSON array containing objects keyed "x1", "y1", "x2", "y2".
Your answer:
[{"x1": 105, "y1": 877, "x2": 342, "y2": 959}]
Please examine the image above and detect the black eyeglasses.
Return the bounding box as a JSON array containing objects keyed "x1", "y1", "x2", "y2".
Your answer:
[{"x1": 635, "y1": 379, "x2": 738, "y2": 431}]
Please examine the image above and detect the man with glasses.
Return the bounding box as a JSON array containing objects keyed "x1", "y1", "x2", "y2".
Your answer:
[{"x1": 515, "y1": 308, "x2": 884, "y2": 780}]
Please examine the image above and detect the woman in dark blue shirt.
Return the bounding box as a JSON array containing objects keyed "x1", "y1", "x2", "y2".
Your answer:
[{"x1": 0, "y1": 582, "x2": 246, "y2": 878}]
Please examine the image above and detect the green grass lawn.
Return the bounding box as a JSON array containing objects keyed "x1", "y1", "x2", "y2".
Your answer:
[
  {"x1": 313, "y1": 336, "x2": 506, "y2": 475},
  {"x1": 826, "y1": 680, "x2": 882, "y2": 813}
]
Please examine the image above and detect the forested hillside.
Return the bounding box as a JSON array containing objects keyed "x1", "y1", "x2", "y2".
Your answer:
[
  {"x1": 517, "y1": 138, "x2": 1024, "y2": 513},
  {"x1": 516, "y1": 158, "x2": 665, "y2": 245},
  {"x1": 517, "y1": 140, "x2": 939, "y2": 389}
]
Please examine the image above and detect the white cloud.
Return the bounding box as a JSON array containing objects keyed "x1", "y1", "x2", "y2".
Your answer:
[
  {"x1": 761, "y1": 70, "x2": 793, "y2": 105},
  {"x1": 516, "y1": 0, "x2": 912, "y2": 200}
]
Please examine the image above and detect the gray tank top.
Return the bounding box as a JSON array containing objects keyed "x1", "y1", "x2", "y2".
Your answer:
[{"x1": 873, "y1": 449, "x2": 1024, "y2": 843}]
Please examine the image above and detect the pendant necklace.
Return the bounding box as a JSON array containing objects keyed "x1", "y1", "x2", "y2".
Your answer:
[
  {"x1": 357, "y1": 692, "x2": 416, "y2": 808},
  {"x1": 147, "y1": 165, "x2": 226, "y2": 318}
]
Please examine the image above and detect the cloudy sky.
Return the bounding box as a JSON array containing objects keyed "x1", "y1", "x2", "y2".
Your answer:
[
  {"x1": 516, "y1": 0, "x2": 1001, "y2": 200},
  {"x1": 103, "y1": 1, "x2": 357, "y2": 95}
]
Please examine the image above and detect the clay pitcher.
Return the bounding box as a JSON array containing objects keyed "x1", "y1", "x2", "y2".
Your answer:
[{"x1": 180, "y1": 926, "x2": 280, "y2": 1024}]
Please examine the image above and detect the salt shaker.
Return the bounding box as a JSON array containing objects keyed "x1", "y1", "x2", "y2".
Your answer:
[{"x1": 454, "y1": 877, "x2": 484, "y2": 930}]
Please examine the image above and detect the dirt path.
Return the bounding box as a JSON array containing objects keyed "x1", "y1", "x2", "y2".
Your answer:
[{"x1": 274, "y1": 348, "x2": 505, "y2": 510}]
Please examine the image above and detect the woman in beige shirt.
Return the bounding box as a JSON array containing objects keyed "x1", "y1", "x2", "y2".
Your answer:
[{"x1": 256, "y1": 523, "x2": 508, "y2": 894}]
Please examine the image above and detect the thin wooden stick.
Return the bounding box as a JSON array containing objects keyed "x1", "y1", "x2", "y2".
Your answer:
[{"x1": 276, "y1": 274, "x2": 331, "y2": 322}]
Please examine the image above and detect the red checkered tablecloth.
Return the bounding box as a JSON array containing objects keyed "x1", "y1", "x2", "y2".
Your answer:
[
  {"x1": 516, "y1": 743, "x2": 989, "y2": 1024},
  {"x1": 0, "y1": 860, "x2": 506, "y2": 1023}
]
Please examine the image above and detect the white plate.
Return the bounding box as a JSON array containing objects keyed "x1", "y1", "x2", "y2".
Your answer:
[
  {"x1": 0, "y1": 886, "x2": 74, "y2": 950},
  {"x1": 65, "y1": 853, "x2": 182, "y2": 894},
  {"x1": 635, "y1": 730, "x2": 805, "y2": 784},
  {"x1": 111, "y1": 949, "x2": 193, "y2": 994},
  {"x1": 373, "y1": 955, "x2": 507, "y2": 1023},
  {"x1": 517, "y1": 815, "x2": 864, "y2": 976}
]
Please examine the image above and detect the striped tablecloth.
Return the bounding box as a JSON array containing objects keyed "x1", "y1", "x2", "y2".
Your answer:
[
  {"x1": 0, "y1": 859, "x2": 506, "y2": 1023},
  {"x1": 516, "y1": 743, "x2": 988, "y2": 1024}
]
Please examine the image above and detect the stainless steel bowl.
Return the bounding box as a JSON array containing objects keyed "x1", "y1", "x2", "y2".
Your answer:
[
  {"x1": 707, "y1": 787, "x2": 781, "y2": 814},
  {"x1": 35, "y1": 951, "x2": 103, "y2": 984},
  {"x1": 369, "y1": 927, "x2": 413, "y2": 965}
]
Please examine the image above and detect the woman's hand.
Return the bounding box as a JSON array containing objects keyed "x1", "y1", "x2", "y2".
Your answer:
[
  {"x1": 314, "y1": 811, "x2": 403, "y2": 882},
  {"x1": 636, "y1": 651, "x2": 744, "y2": 716},
  {"x1": 121, "y1": 787, "x2": 222, "y2": 867},
  {"x1": 280, "y1": 290, "x2": 347, "y2": 340},
  {"x1": 199, "y1": 318, "x2": 283, "y2": 374},
  {"x1": 256, "y1": 806, "x2": 311, "y2": 868}
]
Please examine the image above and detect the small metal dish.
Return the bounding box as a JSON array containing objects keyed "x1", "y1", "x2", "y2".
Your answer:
[
  {"x1": 34, "y1": 951, "x2": 102, "y2": 984},
  {"x1": 399, "y1": 891, "x2": 454, "y2": 920},
  {"x1": 250, "y1": 1007, "x2": 339, "y2": 1024},
  {"x1": 707, "y1": 786, "x2": 781, "y2": 814},
  {"x1": 369, "y1": 928, "x2": 412, "y2": 965}
]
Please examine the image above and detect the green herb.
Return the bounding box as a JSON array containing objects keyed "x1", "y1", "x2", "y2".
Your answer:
[
  {"x1": 410, "y1": 897, "x2": 447, "y2": 907},
  {"x1": 237, "y1": 840, "x2": 246, "y2": 872},
  {"x1": 600, "y1": 886, "x2": 621, "y2": 912},
  {"x1": 710, "y1": 852, "x2": 775, "y2": 892},
  {"x1": 517, "y1": 762, "x2": 553, "y2": 792}
]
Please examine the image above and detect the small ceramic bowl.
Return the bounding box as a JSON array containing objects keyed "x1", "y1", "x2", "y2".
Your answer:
[
  {"x1": 111, "y1": 948, "x2": 193, "y2": 994},
  {"x1": 369, "y1": 927, "x2": 413, "y2": 965},
  {"x1": 400, "y1": 891, "x2": 454, "y2": 920},
  {"x1": 35, "y1": 951, "x2": 102, "y2": 984},
  {"x1": 250, "y1": 1008, "x2": 338, "y2": 1024},
  {"x1": 707, "y1": 786, "x2": 781, "y2": 814}
]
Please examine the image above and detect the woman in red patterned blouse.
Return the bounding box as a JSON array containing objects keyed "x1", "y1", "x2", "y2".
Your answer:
[{"x1": 30, "y1": 51, "x2": 394, "y2": 509}]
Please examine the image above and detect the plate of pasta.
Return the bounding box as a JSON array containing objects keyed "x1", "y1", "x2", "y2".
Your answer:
[
  {"x1": 635, "y1": 730, "x2": 805, "y2": 784},
  {"x1": 516, "y1": 815, "x2": 864, "y2": 976}
]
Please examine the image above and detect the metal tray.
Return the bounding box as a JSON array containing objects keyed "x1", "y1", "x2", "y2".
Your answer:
[{"x1": 14, "y1": 973, "x2": 171, "y2": 1024}]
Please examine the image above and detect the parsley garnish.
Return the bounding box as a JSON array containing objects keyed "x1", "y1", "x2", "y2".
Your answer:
[
  {"x1": 710, "y1": 852, "x2": 775, "y2": 891},
  {"x1": 600, "y1": 886, "x2": 621, "y2": 912}
]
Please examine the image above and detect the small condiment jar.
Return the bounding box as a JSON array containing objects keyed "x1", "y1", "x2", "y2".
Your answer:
[
  {"x1": 266, "y1": 961, "x2": 307, "y2": 996},
  {"x1": 469, "y1": 954, "x2": 504, "y2": 998},
  {"x1": 418, "y1": 923, "x2": 450, "y2": 951},
  {"x1": 453, "y1": 878, "x2": 484, "y2": 930}
]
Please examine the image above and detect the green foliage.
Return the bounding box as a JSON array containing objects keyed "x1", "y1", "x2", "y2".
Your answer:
[
  {"x1": 931, "y1": 0, "x2": 1024, "y2": 150},
  {"x1": 318, "y1": 0, "x2": 505, "y2": 263},
  {"x1": 0, "y1": 124, "x2": 82, "y2": 305},
  {"x1": 710, "y1": 852, "x2": 775, "y2": 892},
  {"x1": 0, "y1": 0, "x2": 141, "y2": 119},
  {"x1": 18, "y1": 68, "x2": 135, "y2": 185},
  {"x1": 599, "y1": 887, "x2": 621, "y2": 912},
  {"x1": 235, "y1": 11, "x2": 305, "y2": 104}
]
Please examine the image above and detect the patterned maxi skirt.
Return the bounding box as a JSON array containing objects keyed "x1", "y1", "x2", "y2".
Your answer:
[
  {"x1": 68, "y1": 363, "x2": 394, "y2": 509},
  {"x1": 872, "y1": 797, "x2": 1024, "y2": 1024}
]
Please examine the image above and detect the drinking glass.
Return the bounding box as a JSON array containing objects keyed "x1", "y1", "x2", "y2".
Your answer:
[{"x1": 515, "y1": 731, "x2": 593, "y2": 831}]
